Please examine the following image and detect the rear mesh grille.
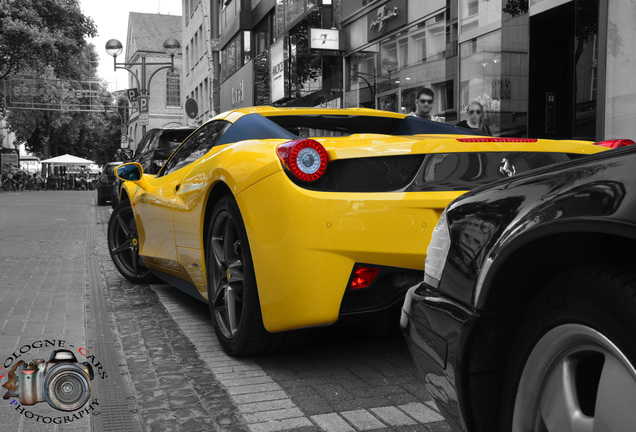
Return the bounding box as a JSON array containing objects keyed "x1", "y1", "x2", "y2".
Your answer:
[
  {"x1": 339, "y1": 270, "x2": 423, "y2": 315},
  {"x1": 293, "y1": 155, "x2": 424, "y2": 192}
]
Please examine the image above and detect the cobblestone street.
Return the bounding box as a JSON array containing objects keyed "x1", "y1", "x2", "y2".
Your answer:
[{"x1": 0, "y1": 191, "x2": 450, "y2": 432}]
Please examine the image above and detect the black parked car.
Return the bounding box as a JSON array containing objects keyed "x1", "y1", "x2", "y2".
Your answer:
[
  {"x1": 401, "y1": 140, "x2": 636, "y2": 432},
  {"x1": 111, "y1": 127, "x2": 194, "y2": 208},
  {"x1": 96, "y1": 162, "x2": 122, "y2": 205}
]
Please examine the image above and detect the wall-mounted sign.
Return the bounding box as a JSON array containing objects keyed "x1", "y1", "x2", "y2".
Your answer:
[
  {"x1": 270, "y1": 37, "x2": 289, "y2": 103},
  {"x1": 309, "y1": 28, "x2": 341, "y2": 50},
  {"x1": 366, "y1": 0, "x2": 407, "y2": 41},
  {"x1": 220, "y1": 60, "x2": 254, "y2": 111}
]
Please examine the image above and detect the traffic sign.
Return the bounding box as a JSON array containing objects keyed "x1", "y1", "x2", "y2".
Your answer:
[
  {"x1": 185, "y1": 98, "x2": 198, "y2": 119},
  {"x1": 120, "y1": 135, "x2": 128, "y2": 148},
  {"x1": 138, "y1": 95, "x2": 149, "y2": 113},
  {"x1": 139, "y1": 113, "x2": 149, "y2": 125},
  {"x1": 127, "y1": 88, "x2": 139, "y2": 102}
]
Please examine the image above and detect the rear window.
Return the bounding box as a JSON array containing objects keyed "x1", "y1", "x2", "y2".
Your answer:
[
  {"x1": 155, "y1": 130, "x2": 193, "y2": 151},
  {"x1": 409, "y1": 152, "x2": 586, "y2": 192},
  {"x1": 265, "y1": 114, "x2": 481, "y2": 138}
]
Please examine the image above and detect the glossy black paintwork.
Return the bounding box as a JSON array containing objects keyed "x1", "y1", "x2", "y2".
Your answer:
[
  {"x1": 442, "y1": 145, "x2": 636, "y2": 309},
  {"x1": 402, "y1": 284, "x2": 477, "y2": 432},
  {"x1": 403, "y1": 145, "x2": 636, "y2": 432}
]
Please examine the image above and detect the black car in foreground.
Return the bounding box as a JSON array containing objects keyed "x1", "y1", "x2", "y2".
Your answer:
[
  {"x1": 401, "y1": 141, "x2": 636, "y2": 432},
  {"x1": 96, "y1": 162, "x2": 122, "y2": 205},
  {"x1": 111, "y1": 126, "x2": 194, "y2": 208}
]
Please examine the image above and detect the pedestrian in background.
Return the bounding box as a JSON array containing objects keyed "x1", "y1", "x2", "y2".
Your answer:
[
  {"x1": 456, "y1": 101, "x2": 492, "y2": 135},
  {"x1": 409, "y1": 88, "x2": 443, "y2": 122}
]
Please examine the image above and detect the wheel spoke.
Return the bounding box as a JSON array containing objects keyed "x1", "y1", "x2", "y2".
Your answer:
[
  {"x1": 131, "y1": 250, "x2": 138, "y2": 274},
  {"x1": 223, "y1": 218, "x2": 235, "y2": 262},
  {"x1": 112, "y1": 240, "x2": 131, "y2": 255},
  {"x1": 539, "y1": 357, "x2": 593, "y2": 432},
  {"x1": 225, "y1": 287, "x2": 238, "y2": 335},
  {"x1": 116, "y1": 214, "x2": 132, "y2": 236},
  {"x1": 211, "y1": 235, "x2": 225, "y2": 268},
  {"x1": 592, "y1": 353, "x2": 636, "y2": 431}
]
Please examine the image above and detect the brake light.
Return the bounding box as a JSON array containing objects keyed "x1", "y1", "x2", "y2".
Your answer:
[
  {"x1": 594, "y1": 139, "x2": 635, "y2": 149},
  {"x1": 456, "y1": 137, "x2": 538, "y2": 143},
  {"x1": 350, "y1": 266, "x2": 380, "y2": 290},
  {"x1": 277, "y1": 139, "x2": 328, "y2": 182}
]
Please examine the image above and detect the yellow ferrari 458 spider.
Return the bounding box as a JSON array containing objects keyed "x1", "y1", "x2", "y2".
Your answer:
[{"x1": 109, "y1": 106, "x2": 611, "y2": 356}]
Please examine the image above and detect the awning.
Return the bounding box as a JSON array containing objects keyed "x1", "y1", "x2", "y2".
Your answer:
[{"x1": 40, "y1": 154, "x2": 95, "y2": 166}]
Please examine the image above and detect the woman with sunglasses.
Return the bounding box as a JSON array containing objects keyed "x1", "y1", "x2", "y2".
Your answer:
[{"x1": 456, "y1": 101, "x2": 492, "y2": 135}]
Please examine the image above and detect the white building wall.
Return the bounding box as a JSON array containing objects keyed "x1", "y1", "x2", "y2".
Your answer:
[{"x1": 183, "y1": 0, "x2": 214, "y2": 126}]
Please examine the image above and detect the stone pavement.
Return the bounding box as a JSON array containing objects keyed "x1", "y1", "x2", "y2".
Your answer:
[
  {"x1": 0, "y1": 191, "x2": 93, "y2": 431},
  {"x1": 0, "y1": 190, "x2": 451, "y2": 432}
]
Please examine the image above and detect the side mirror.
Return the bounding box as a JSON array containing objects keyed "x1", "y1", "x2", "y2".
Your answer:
[{"x1": 115, "y1": 163, "x2": 143, "y2": 182}]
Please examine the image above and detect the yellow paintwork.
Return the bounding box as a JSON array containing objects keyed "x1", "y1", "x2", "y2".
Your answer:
[{"x1": 117, "y1": 107, "x2": 609, "y2": 332}]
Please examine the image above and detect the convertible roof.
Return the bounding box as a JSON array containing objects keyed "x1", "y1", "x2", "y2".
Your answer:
[{"x1": 214, "y1": 110, "x2": 483, "y2": 146}]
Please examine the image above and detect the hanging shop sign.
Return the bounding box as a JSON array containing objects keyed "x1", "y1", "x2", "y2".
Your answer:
[
  {"x1": 270, "y1": 37, "x2": 290, "y2": 103},
  {"x1": 309, "y1": 28, "x2": 341, "y2": 51},
  {"x1": 367, "y1": 0, "x2": 407, "y2": 41}
]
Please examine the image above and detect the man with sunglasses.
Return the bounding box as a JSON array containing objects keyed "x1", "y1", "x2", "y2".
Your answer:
[{"x1": 408, "y1": 88, "x2": 443, "y2": 122}]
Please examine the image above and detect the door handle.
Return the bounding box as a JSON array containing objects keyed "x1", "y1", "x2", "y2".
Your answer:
[{"x1": 175, "y1": 184, "x2": 180, "y2": 192}]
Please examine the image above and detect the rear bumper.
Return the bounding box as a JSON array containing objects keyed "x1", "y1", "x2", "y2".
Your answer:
[
  {"x1": 235, "y1": 171, "x2": 463, "y2": 332},
  {"x1": 401, "y1": 283, "x2": 479, "y2": 432}
]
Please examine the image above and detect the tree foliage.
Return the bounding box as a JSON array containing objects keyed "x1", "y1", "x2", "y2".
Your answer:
[
  {"x1": 0, "y1": 0, "x2": 97, "y2": 80},
  {"x1": 6, "y1": 44, "x2": 122, "y2": 164}
]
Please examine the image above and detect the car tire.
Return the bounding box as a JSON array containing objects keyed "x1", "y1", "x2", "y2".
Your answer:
[
  {"x1": 500, "y1": 265, "x2": 636, "y2": 432},
  {"x1": 206, "y1": 195, "x2": 303, "y2": 356},
  {"x1": 107, "y1": 201, "x2": 156, "y2": 284},
  {"x1": 110, "y1": 183, "x2": 120, "y2": 209},
  {"x1": 97, "y1": 192, "x2": 107, "y2": 206}
]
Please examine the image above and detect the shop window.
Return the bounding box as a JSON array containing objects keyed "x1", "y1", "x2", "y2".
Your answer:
[
  {"x1": 221, "y1": 32, "x2": 251, "y2": 83},
  {"x1": 275, "y1": 0, "x2": 318, "y2": 36},
  {"x1": 166, "y1": 71, "x2": 181, "y2": 107},
  {"x1": 459, "y1": 30, "x2": 501, "y2": 134}
]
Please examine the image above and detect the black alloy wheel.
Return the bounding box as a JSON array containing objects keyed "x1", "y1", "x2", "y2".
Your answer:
[
  {"x1": 107, "y1": 201, "x2": 155, "y2": 284},
  {"x1": 209, "y1": 209, "x2": 246, "y2": 340},
  {"x1": 206, "y1": 196, "x2": 304, "y2": 356}
]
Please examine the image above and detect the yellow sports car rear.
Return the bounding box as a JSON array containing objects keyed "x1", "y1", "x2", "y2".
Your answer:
[{"x1": 108, "y1": 106, "x2": 609, "y2": 356}]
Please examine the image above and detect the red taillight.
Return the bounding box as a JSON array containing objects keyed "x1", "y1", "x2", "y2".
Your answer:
[
  {"x1": 594, "y1": 139, "x2": 635, "y2": 149},
  {"x1": 350, "y1": 266, "x2": 380, "y2": 290},
  {"x1": 456, "y1": 137, "x2": 538, "y2": 143},
  {"x1": 277, "y1": 139, "x2": 328, "y2": 182}
]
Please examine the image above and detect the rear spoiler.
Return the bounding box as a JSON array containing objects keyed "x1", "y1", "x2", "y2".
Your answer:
[{"x1": 594, "y1": 139, "x2": 635, "y2": 149}]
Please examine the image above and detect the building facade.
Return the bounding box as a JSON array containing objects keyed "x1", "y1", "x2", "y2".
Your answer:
[
  {"x1": 190, "y1": 0, "x2": 634, "y2": 141},
  {"x1": 125, "y1": 12, "x2": 184, "y2": 150},
  {"x1": 182, "y1": 0, "x2": 216, "y2": 125},
  {"x1": 341, "y1": 0, "x2": 636, "y2": 141}
]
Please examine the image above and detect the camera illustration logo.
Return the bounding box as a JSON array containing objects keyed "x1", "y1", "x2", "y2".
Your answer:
[
  {"x1": 1, "y1": 340, "x2": 107, "y2": 425},
  {"x1": 3, "y1": 349, "x2": 93, "y2": 411}
]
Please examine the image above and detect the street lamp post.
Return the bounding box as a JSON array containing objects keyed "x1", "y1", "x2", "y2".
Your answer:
[{"x1": 105, "y1": 38, "x2": 181, "y2": 136}]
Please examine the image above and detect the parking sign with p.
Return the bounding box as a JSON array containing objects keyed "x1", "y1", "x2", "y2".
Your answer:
[{"x1": 138, "y1": 95, "x2": 149, "y2": 113}]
